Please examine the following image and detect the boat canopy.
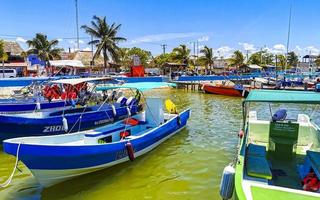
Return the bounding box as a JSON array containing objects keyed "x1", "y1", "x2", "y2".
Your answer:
[
  {"x1": 51, "y1": 77, "x2": 113, "y2": 85},
  {"x1": 245, "y1": 90, "x2": 320, "y2": 104},
  {"x1": 96, "y1": 82, "x2": 176, "y2": 91}
]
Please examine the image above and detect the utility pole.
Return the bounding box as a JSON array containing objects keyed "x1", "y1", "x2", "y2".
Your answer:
[
  {"x1": 75, "y1": 0, "x2": 80, "y2": 50},
  {"x1": 91, "y1": 35, "x2": 94, "y2": 66},
  {"x1": 196, "y1": 40, "x2": 199, "y2": 58},
  {"x1": 161, "y1": 44, "x2": 167, "y2": 55},
  {"x1": 246, "y1": 50, "x2": 249, "y2": 63}
]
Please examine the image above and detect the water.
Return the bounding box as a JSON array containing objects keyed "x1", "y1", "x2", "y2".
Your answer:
[{"x1": 0, "y1": 89, "x2": 243, "y2": 200}]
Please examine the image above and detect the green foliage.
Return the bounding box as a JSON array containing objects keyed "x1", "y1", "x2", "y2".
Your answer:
[
  {"x1": 26, "y1": 33, "x2": 62, "y2": 65},
  {"x1": 249, "y1": 50, "x2": 274, "y2": 66},
  {"x1": 198, "y1": 46, "x2": 214, "y2": 69},
  {"x1": 287, "y1": 51, "x2": 298, "y2": 67},
  {"x1": 316, "y1": 56, "x2": 320, "y2": 67},
  {"x1": 172, "y1": 44, "x2": 190, "y2": 65},
  {"x1": 229, "y1": 50, "x2": 245, "y2": 67},
  {"x1": 276, "y1": 54, "x2": 287, "y2": 70},
  {"x1": 81, "y1": 15, "x2": 126, "y2": 72},
  {"x1": 152, "y1": 53, "x2": 175, "y2": 67},
  {"x1": 0, "y1": 40, "x2": 8, "y2": 62}
]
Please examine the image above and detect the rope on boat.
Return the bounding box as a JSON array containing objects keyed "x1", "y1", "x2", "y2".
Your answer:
[{"x1": 0, "y1": 143, "x2": 21, "y2": 188}]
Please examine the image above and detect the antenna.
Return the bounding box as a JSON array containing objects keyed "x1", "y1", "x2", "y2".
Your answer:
[
  {"x1": 285, "y1": 0, "x2": 293, "y2": 71},
  {"x1": 75, "y1": 0, "x2": 80, "y2": 50}
]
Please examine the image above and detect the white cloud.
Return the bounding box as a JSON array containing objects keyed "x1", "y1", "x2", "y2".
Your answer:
[
  {"x1": 198, "y1": 36, "x2": 210, "y2": 42},
  {"x1": 215, "y1": 46, "x2": 233, "y2": 58},
  {"x1": 79, "y1": 40, "x2": 84, "y2": 44},
  {"x1": 16, "y1": 37, "x2": 27, "y2": 43},
  {"x1": 305, "y1": 46, "x2": 319, "y2": 55},
  {"x1": 238, "y1": 42, "x2": 255, "y2": 51},
  {"x1": 128, "y1": 32, "x2": 203, "y2": 45},
  {"x1": 82, "y1": 47, "x2": 91, "y2": 51},
  {"x1": 57, "y1": 38, "x2": 63, "y2": 42}
]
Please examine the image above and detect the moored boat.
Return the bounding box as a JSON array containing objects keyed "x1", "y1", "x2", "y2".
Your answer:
[
  {"x1": 0, "y1": 77, "x2": 114, "y2": 113},
  {"x1": 219, "y1": 90, "x2": 320, "y2": 200},
  {"x1": 3, "y1": 98, "x2": 190, "y2": 187},
  {"x1": 202, "y1": 80, "x2": 249, "y2": 97}
]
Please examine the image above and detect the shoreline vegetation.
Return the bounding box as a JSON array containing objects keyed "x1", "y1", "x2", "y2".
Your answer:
[{"x1": 0, "y1": 15, "x2": 319, "y2": 76}]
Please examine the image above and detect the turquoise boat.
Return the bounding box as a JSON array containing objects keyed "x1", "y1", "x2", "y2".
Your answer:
[{"x1": 220, "y1": 90, "x2": 320, "y2": 200}]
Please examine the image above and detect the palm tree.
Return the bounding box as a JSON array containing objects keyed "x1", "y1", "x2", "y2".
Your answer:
[
  {"x1": 26, "y1": 33, "x2": 62, "y2": 68},
  {"x1": 199, "y1": 46, "x2": 214, "y2": 73},
  {"x1": 0, "y1": 40, "x2": 8, "y2": 78},
  {"x1": 81, "y1": 16, "x2": 126, "y2": 74},
  {"x1": 287, "y1": 51, "x2": 299, "y2": 68},
  {"x1": 172, "y1": 44, "x2": 190, "y2": 65},
  {"x1": 229, "y1": 50, "x2": 245, "y2": 67}
]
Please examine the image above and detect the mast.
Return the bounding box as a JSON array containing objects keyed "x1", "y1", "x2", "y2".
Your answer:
[
  {"x1": 75, "y1": 0, "x2": 80, "y2": 50},
  {"x1": 285, "y1": 0, "x2": 293, "y2": 72}
]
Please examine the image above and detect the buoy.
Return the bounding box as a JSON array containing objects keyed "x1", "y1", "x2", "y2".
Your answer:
[
  {"x1": 238, "y1": 130, "x2": 244, "y2": 139},
  {"x1": 62, "y1": 117, "x2": 68, "y2": 132},
  {"x1": 36, "y1": 102, "x2": 41, "y2": 110},
  {"x1": 125, "y1": 142, "x2": 135, "y2": 161},
  {"x1": 220, "y1": 165, "x2": 235, "y2": 200},
  {"x1": 111, "y1": 105, "x2": 117, "y2": 116},
  {"x1": 126, "y1": 107, "x2": 131, "y2": 116}
]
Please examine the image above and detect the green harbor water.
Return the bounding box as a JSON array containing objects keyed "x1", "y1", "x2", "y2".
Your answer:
[{"x1": 0, "y1": 88, "x2": 243, "y2": 200}]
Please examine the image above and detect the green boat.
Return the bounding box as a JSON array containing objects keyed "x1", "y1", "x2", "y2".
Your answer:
[{"x1": 220, "y1": 90, "x2": 320, "y2": 200}]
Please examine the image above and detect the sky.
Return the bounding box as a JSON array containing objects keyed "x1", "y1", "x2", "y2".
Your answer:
[{"x1": 0, "y1": 0, "x2": 320, "y2": 58}]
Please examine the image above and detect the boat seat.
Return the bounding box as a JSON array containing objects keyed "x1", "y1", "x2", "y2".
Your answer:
[
  {"x1": 247, "y1": 143, "x2": 266, "y2": 157},
  {"x1": 85, "y1": 124, "x2": 128, "y2": 138},
  {"x1": 246, "y1": 156, "x2": 272, "y2": 180},
  {"x1": 306, "y1": 150, "x2": 320, "y2": 178},
  {"x1": 246, "y1": 144, "x2": 272, "y2": 180}
]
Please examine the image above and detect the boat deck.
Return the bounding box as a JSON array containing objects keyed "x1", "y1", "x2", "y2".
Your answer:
[{"x1": 269, "y1": 154, "x2": 305, "y2": 190}]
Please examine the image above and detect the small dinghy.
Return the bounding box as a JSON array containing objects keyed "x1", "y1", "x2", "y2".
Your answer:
[
  {"x1": 3, "y1": 98, "x2": 190, "y2": 187},
  {"x1": 202, "y1": 80, "x2": 249, "y2": 97}
]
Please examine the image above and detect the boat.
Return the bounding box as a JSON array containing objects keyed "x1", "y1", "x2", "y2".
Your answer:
[
  {"x1": 202, "y1": 80, "x2": 249, "y2": 97},
  {"x1": 219, "y1": 90, "x2": 320, "y2": 200},
  {"x1": 3, "y1": 98, "x2": 190, "y2": 187},
  {"x1": 0, "y1": 77, "x2": 114, "y2": 113}
]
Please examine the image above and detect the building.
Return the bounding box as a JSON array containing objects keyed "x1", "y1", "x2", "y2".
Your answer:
[{"x1": 2, "y1": 41, "x2": 28, "y2": 76}]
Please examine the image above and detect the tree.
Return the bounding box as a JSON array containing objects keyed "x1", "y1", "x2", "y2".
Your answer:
[
  {"x1": 26, "y1": 33, "x2": 62, "y2": 67},
  {"x1": 0, "y1": 40, "x2": 8, "y2": 78},
  {"x1": 152, "y1": 53, "x2": 175, "y2": 68},
  {"x1": 199, "y1": 46, "x2": 214, "y2": 72},
  {"x1": 81, "y1": 16, "x2": 126, "y2": 73},
  {"x1": 287, "y1": 51, "x2": 299, "y2": 67},
  {"x1": 172, "y1": 44, "x2": 190, "y2": 65},
  {"x1": 277, "y1": 54, "x2": 287, "y2": 70},
  {"x1": 229, "y1": 50, "x2": 245, "y2": 67},
  {"x1": 249, "y1": 50, "x2": 274, "y2": 66},
  {"x1": 315, "y1": 55, "x2": 320, "y2": 67}
]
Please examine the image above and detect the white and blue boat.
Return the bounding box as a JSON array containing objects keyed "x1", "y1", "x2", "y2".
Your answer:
[
  {"x1": 0, "y1": 102, "x2": 141, "y2": 141},
  {"x1": 0, "y1": 77, "x2": 115, "y2": 113},
  {"x1": 3, "y1": 98, "x2": 190, "y2": 187}
]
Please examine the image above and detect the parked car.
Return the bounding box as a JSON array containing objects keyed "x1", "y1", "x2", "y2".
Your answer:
[{"x1": 0, "y1": 69, "x2": 17, "y2": 78}]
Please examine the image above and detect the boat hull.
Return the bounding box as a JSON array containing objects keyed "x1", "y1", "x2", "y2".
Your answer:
[
  {"x1": 0, "y1": 104, "x2": 140, "y2": 141},
  {"x1": 203, "y1": 84, "x2": 248, "y2": 97},
  {"x1": 0, "y1": 100, "x2": 68, "y2": 113},
  {"x1": 3, "y1": 109, "x2": 190, "y2": 187}
]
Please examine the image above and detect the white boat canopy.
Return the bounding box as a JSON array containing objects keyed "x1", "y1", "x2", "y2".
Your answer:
[
  {"x1": 51, "y1": 77, "x2": 113, "y2": 85},
  {"x1": 49, "y1": 60, "x2": 84, "y2": 68},
  {"x1": 247, "y1": 64, "x2": 262, "y2": 69}
]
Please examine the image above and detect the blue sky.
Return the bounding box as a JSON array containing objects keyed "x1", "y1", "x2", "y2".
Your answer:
[{"x1": 0, "y1": 0, "x2": 319, "y2": 57}]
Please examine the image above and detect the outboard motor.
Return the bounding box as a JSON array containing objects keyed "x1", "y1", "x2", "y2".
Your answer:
[
  {"x1": 220, "y1": 165, "x2": 235, "y2": 200},
  {"x1": 272, "y1": 109, "x2": 287, "y2": 122}
]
